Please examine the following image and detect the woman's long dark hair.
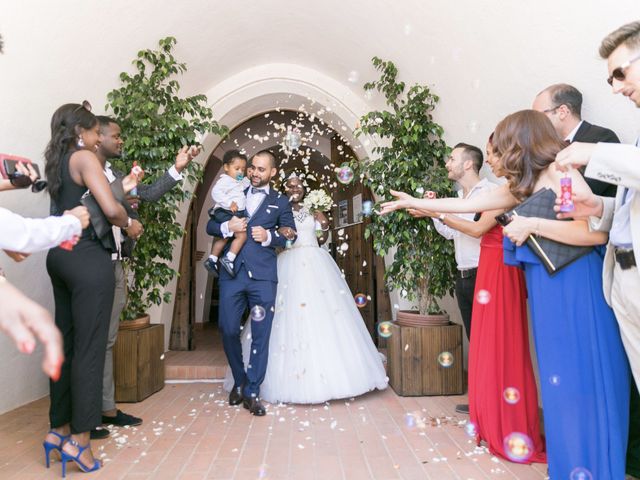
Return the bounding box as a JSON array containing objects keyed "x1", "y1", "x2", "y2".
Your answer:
[
  {"x1": 44, "y1": 103, "x2": 97, "y2": 201},
  {"x1": 492, "y1": 110, "x2": 566, "y2": 201}
]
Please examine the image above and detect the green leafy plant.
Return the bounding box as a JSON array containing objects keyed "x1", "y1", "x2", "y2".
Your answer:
[
  {"x1": 107, "y1": 37, "x2": 228, "y2": 320},
  {"x1": 354, "y1": 57, "x2": 457, "y2": 315}
]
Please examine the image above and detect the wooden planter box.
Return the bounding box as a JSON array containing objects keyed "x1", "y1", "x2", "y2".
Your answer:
[
  {"x1": 387, "y1": 322, "x2": 464, "y2": 396},
  {"x1": 114, "y1": 323, "x2": 165, "y2": 402}
]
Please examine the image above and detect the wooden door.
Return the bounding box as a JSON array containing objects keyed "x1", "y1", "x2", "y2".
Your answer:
[
  {"x1": 330, "y1": 136, "x2": 391, "y2": 342},
  {"x1": 170, "y1": 200, "x2": 196, "y2": 350}
]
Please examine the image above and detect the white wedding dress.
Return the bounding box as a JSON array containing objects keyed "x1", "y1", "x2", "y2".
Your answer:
[{"x1": 223, "y1": 207, "x2": 388, "y2": 404}]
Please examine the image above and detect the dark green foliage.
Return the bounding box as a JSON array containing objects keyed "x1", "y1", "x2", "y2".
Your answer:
[
  {"x1": 354, "y1": 57, "x2": 456, "y2": 314},
  {"x1": 106, "y1": 37, "x2": 228, "y2": 320}
]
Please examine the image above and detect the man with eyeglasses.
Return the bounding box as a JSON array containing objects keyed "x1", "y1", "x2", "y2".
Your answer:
[
  {"x1": 555, "y1": 20, "x2": 640, "y2": 480},
  {"x1": 532, "y1": 83, "x2": 619, "y2": 198}
]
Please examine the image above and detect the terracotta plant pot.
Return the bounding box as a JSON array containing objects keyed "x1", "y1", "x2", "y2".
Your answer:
[
  {"x1": 396, "y1": 310, "x2": 449, "y2": 327},
  {"x1": 119, "y1": 314, "x2": 151, "y2": 331}
]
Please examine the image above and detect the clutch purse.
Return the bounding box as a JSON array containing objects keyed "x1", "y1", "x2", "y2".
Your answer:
[{"x1": 495, "y1": 187, "x2": 593, "y2": 275}]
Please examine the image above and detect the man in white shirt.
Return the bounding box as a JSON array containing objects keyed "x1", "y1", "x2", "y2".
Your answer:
[
  {"x1": 92, "y1": 116, "x2": 195, "y2": 438},
  {"x1": 429, "y1": 143, "x2": 492, "y2": 415},
  {"x1": 554, "y1": 21, "x2": 640, "y2": 479}
]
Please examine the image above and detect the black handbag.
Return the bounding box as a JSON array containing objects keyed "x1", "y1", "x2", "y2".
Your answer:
[
  {"x1": 80, "y1": 179, "x2": 126, "y2": 251},
  {"x1": 495, "y1": 188, "x2": 593, "y2": 275}
]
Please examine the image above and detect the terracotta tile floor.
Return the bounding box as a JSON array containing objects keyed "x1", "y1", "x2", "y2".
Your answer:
[{"x1": 0, "y1": 323, "x2": 548, "y2": 479}]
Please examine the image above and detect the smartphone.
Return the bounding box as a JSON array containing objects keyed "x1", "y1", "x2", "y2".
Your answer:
[{"x1": 1, "y1": 155, "x2": 40, "y2": 179}]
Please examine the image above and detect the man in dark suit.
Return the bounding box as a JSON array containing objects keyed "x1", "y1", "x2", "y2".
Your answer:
[
  {"x1": 207, "y1": 149, "x2": 296, "y2": 416},
  {"x1": 92, "y1": 116, "x2": 198, "y2": 438},
  {"x1": 532, "y1": 83, "x2": 619, "y2": 197}
]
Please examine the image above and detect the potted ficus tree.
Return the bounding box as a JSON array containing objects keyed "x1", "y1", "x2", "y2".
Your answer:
[
  {"x1": 354, "y1": 57, "x2": 457, "y2": 322},
  {"x1": 106, "y1": 36, "x2": 228, "y2": 325}
]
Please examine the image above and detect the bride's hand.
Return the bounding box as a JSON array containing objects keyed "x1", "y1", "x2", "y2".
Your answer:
[
  {"x1": 278, "y1": 226, "x2": 296, "y2": 240},
  {"x1": 379, "y1": 190, "x2": 419, "y2": 216}
]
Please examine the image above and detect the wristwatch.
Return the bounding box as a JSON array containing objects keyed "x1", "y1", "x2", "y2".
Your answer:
[
  {"x1": 124, "y1": 217, "x2": 133, "y2": 230},
  {"x1": 438, "y1": 213, "x2": 446, "y2": 221}
]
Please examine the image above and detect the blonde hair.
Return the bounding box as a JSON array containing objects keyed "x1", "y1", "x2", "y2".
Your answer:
[{"x1": 600, "y1": 21, "x2": 640, "y2": 59}]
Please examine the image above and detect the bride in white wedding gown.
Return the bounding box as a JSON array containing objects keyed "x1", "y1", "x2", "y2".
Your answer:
[{"x1": 224, "y1": 177, "x2": 388, "y2": 404}]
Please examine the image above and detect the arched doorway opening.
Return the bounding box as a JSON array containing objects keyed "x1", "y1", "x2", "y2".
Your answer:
[{"x1": 168, "y1": 107, "x2": 391, "y2": 367}]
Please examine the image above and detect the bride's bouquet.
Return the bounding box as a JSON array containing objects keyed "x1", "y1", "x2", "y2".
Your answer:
[{"x1": 302, "y1": 189, "x2": 333, "y2": 212}]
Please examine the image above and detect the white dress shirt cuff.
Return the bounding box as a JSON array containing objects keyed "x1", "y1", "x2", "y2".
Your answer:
[
  {"x1": 220, "y1": 221, "x2": 233, "y2": 238},
  {"x1": 168, "y1": 165, "x2": 183, "y2": 181},
  {"x1": 261, "y1": 231, "x2": 272, "y2": 247}
]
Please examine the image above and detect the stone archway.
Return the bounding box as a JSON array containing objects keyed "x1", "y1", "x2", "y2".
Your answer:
[{"x1": 155, "y1": 64, "x2": 383, "y2": 351}]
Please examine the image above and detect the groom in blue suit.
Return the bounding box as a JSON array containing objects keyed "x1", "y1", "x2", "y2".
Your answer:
[{"x1": 206, "y1": 150, "x2": 295, "y2": 415}]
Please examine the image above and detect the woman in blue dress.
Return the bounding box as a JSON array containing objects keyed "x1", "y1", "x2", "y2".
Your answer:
[{"x1": 380, "y1": 110, "x2": 630, "y2": 479}]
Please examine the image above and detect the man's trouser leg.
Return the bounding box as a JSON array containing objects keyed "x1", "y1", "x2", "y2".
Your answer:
[
  {"x1": 610, "y1": 261, "x2": 640, "y2": 478},
  {"x1": 102, "y1": 260, "x2": 126, "y2": 413}
]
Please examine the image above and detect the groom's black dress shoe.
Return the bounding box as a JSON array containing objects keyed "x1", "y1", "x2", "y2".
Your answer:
[
  {"x1": 243, "y1": 396, "x2": 266, "y2": 416},
  {"x1": 229, "y1": 386, "x2": 243, "y2": 406}
]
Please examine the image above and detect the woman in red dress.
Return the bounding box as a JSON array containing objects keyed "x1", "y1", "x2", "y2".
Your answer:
[{"x1": 413, "y1": 136, "x2": 546, "y2": 462}]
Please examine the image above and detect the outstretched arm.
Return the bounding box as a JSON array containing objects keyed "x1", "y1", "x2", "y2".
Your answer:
[
  {"x1": 380, "y1": 184, "x2": 517, "y2": 216},
  {"x1": 0, "y1": 206, "x2": 86, "y2": 252},
  {"x1": 434, "y1": 209, "x2": 501, "y2": 239},
  {"x1": 137, "y1": 171, "x2": 179, "y2": 202}
]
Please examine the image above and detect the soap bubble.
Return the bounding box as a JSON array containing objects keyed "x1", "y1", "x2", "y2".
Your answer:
[
  {"x1": 250, "y1": 305, "x2": 266, "y2": 322},
  {"x1": 464, "y1": 422, "x2": 477, "y2": 437},
  {"x1": 569, "y1": 467, "x2": 593, "y2": 480},
  {"x1": 362, "y1": 200, "x2": 373, "y2": 216},
  {"x1": 503, "y1": 432, "x2": 534, "y2": 462},
  {"x1": 377, "y1": 321, "x2": 393, "y2": 338},
  {"x1": 549, "y1": 375, "x2": 561, "y2": 386},
  {"x1": 476, "y1": 289, "x2": 491, "y2": 305},
  {"x1": 354, "y1": 293, "x2": 368, "y2": 308},
  {"x1": 503, "y1": 387, "x2": 520, "y2": 405},
  {"x1": 437, "y1": 351, "x2": 454, "y2": 368},
  {"x1": 336, "y1": 164, "x2": 354, "y2": 184}
]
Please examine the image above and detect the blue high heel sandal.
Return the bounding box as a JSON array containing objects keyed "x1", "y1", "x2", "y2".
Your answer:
[
  {"x1": 60, "y1": 439, "x2": 100, "y2": 477},
  {"x1": 42, "y1": 430, "x2": 70, "y2": 468}
]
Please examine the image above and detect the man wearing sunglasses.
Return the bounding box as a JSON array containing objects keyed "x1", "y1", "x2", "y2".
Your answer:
[
  {"x1": 91, "y1": 115, "x2": 199, "y2": 439},
  {"x1": 532, "y1": 83, "x2": 619, "y2": 198},
  {"x1": 555, "y1": 20, "x2": 640, "y2": 480}
]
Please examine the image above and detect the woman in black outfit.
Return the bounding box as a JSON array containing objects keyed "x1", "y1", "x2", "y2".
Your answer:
[{"x1": 43, "y1": 102, "x2": 136, "y2": 476}]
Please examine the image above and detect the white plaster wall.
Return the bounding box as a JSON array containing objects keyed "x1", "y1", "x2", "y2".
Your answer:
[{"x1": 0, "y1": 0, "x2": 639, "y2": 413}]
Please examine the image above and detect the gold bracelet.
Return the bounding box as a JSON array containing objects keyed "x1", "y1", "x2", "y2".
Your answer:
[{"x1": 534, "y1": 219, "x2": 541, "y2": 236}]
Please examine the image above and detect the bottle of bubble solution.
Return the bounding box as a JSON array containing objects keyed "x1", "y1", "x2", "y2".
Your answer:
[
  {"x1": 559, "y1": 174, "x2": 574, "y2": 212},
  {"x1": 130, "y1": 161, "x2": 141, "y2": 209}
]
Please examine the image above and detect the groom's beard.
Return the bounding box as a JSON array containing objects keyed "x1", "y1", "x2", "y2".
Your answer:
[{"x1": 250, "y1": 176, "x2": 271, "y2": 188}]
